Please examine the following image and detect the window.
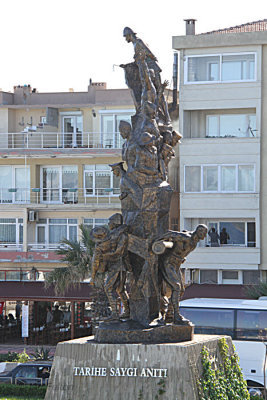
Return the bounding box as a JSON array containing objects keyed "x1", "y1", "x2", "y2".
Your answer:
[
  {"x1": 36, "y1": 218, "x2": 77, "y2": 245},
  {"x1": 41, "y1": 166, "x2": 78, "y2": 203},
  {"x1": 0, "y1": 218, "x2": 23, "y2": 245},
  {"x1": 84, "y1": 165, "x2": 120, "y2": 196},
  {"x1": 83, "y1": 218, "x2": 109, "y2": 232},
  {"x1": 186, "y1": 55, "x2": 220, "y2": 82},
  {"x1": 15, "y1": 366, "x2": 37, "y2": 378},
  {"x1": 221, "y1": 270, "x2": 242, "y2": 284},
  {"x1": 180, "y1": 307, "x2": 234, "y2": 337},
  {"x1": 185, "y1": 166, "x2": 201, "y2": 192},
  {"x1": 184, "y1": 164, "x2": 255, "y2": 193},
  {"x1": 206, "y1": 114, "x2": 256, "y2": 137},
  {"x1": 200, "y1": 270, "x2": 218, "y2": 284},
  {"x1": 100, "y1": 112, "x2": 133, "y2": 148},
  {"x1": 185, "y1": 52, "x2": 256, "y2": 84},
  {"x1": 206, "y1": 221, "x2": 255, "y2": 247},
  {"x1": 236, "y1": 310, "x2": 267, "y2": 340},
  {"x1": 0, "y1": 166, "x2": 30, "y2": 203},
  {"x1": 222, "y1": 54, "x2": 255, "y2": 81}
]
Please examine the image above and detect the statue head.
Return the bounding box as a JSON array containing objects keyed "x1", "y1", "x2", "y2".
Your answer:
[
  {"x1": 119, "y1": 120, "x2": 132, "y2": 139},
  {"x1": 90, "y1": 226, "x2": 110, "y2": 243},
  {"x1": 109, "y1": 162, "x2": 125, "y2": 177},
  {"x1": 108, "y1": 213, "x2": 123, "y2": 230},
  {"x1": 195, "y1": 224, "x2": 208, "y2": 241},
  {"x1": 123, "y1": 27, "x2": 136, "y2": 42}
]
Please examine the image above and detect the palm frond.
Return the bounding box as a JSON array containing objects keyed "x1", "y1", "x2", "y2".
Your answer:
[{"x1": 46, "y1": 224, "x2": 95, "y2": 295}]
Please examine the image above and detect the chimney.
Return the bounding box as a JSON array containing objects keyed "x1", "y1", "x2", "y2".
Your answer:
[{"x1": 184, "y1": 19, "x2": 196, "y2": 35}]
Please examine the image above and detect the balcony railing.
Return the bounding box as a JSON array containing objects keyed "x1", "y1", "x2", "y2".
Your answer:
[
  {"x1": 0, "y1": 188, "x2": 120, "y2": 205},
  {"x1": 0, "y1": 132, "x2": 124, "y2": 149}
]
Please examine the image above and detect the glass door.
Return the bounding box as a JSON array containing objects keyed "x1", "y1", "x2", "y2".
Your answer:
[
  {"x1": 14, "y1": 167, "x2": 30, "y2": 203},
  {"x1": 41, "y1": 167, "x2": 61, "y2": 203},
  {"x1": 63, "y1": 116, "x2": 83, "y2": 147}
]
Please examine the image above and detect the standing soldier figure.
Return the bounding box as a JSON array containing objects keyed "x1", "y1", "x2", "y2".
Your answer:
[{"x1": 91, "y1": 214, "x2": 130, "y2": 321}]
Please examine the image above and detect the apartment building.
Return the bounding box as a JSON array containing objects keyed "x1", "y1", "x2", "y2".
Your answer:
[
  {"x1": 0, "y1": 81, "x2": 135, "y2": 286},
  {"x1": 173, "y1": 19, "x2": 267, "y2": 290}
]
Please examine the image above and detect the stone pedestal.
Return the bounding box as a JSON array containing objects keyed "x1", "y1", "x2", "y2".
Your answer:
[
  {"x1": 94, "y1": 320, "x2": 194, "y2": 343},
  {"x1": 45, "y1": 334, "x2": 233, "y2": 400}
]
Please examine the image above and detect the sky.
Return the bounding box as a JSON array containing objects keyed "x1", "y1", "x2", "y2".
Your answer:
[{"x1": 1, "y1": 0, "x2": 267, "y2": 93}]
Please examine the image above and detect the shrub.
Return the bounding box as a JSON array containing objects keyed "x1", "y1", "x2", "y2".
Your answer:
[
  {"x1": 30, "y1": 347, "x2": 52, "y2": 361},
  {"x1": 0, "y1": 383, "x2": 46, "y2": 398},
  {"x1": 198, "y1": 337, "x2": 250, "y2": 400},
  {"x1": 0, "y1": 352, "x2": 19, "y2": 362},
  {"x1": 17, "y1": 349, "x2": 30, "y2": 363}
]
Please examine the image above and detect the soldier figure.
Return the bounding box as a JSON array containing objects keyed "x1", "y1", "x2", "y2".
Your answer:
[
  {"x1": 91, "y1": 214, "x2": 130, "y2": 321},
  {"x1": 155, "y1": 224, "x2": 208, "y2": 324}
]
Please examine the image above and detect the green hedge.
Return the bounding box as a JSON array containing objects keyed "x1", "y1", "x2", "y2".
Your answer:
[
  {"x1": 0, "y1": 352, "x2": 19, "y2": 362},
  {"x1": 0, "y1": 384, "x2": 47, "y2": 398}
]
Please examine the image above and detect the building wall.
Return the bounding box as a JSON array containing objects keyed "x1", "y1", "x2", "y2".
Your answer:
[{"x1": 173, "y1": 32, "x2": 264, "y2": 285}]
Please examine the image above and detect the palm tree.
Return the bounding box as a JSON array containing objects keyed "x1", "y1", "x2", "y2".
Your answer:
[
  {"x1": 45, "y1": 224, "x2": 94, "y2": 294},
  {"x1": 45, "y1": 224, "x2": 110, "y2": 323}
]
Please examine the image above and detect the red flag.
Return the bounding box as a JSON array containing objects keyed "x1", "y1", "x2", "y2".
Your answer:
[{"x1": 0, "y1": 302, "x2": 4, "y2": 314}]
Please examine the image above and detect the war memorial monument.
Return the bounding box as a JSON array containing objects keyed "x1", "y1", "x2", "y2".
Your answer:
[{"x1": 45, "y1": 28, "x2": 234, "y2": 400}]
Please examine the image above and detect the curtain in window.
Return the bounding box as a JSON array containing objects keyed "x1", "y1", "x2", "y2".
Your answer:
[
  {"x1": 221, "y1": 166, "x2": 236, "y2": 191},
  {"x1": 185, "y1": 166, "x2": 201, "y2": 192},
  {"x1": 69, "y1": 226, "x2": 77, "y2": 242},
  {"x1": 15, "y1": 167, "x2": 30, "y2": 202},
  {"x1": 42, "y1": 167, "x2": 60, "y2": 201},
  {"x1": 203, "y1": 166, "x2": 218, "y2": 191},
  {"x1": 0, "y1": 224, "x2": 16, "y2": 243},
  {"x1": 0, "y1": 166, "x2": 12, "y2": 203},
  {"x1": 95, "y1": 171, "x2": 111, "y2": 195},
  {"x1": 238, "y1": 165, "x2": 254, "y2": 191},
  {"x1": 49, "y1": 225, "x2": 67, "y2": 243}
]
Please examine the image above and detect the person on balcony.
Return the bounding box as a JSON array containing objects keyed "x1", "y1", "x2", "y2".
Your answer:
[{"x1": 208, "y1": 227, "x2": 220, "y2": 247}]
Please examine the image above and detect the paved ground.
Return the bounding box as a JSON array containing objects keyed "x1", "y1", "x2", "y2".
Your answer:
[{"x1": 0, "y1": 341, "x2": 56, "y2": 356}]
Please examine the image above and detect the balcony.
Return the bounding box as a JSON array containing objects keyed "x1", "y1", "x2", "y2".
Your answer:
[
  {"x1": 185, "y1": 246, "x2": 260, "y2": 270},
  {"x1": 0, "y1": 188, "x2": 120, "y2": 205},
  {"x1": 0, "y1": 132, "x2": 124, "y2": 149}
]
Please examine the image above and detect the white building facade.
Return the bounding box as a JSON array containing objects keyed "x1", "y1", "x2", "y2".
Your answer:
[{"x1": 173, "y1": 20, "x2": 267, "y2": 287}]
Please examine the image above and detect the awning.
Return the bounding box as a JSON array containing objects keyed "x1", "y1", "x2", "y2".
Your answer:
[{"x1": 0, "y1": 281, "x2": 95, "y2": 302}]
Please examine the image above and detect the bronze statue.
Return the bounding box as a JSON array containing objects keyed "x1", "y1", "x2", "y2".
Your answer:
[
  {"x1": 154, "y1": 225, "x2": 208, "y2": 324},
  {"x1": 91, "y1": 214, "x2": 130, "y2": 320},
  {"x1": 91, "y1": 28, "x2": 208, "y2": 341}
]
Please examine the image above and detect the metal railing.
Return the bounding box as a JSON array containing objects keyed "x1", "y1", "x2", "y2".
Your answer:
[
  {"x1": 0, "y1": 187, "x2": 120, "y2": 205},
  {"x1": 0, "y1": 132, "x2": 124, "y2": 149}
]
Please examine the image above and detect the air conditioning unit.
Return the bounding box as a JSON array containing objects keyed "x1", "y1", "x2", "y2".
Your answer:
[{"x1": 28, "y1": 210, "x2": 39, "y2": 222}]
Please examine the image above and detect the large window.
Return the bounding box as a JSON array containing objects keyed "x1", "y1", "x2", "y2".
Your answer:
[
  {"x1": 185, "y1": 52, "x2": 256, "y2": 84},
  {"x1": 83, "y1": 218, "x2": 109, "y2": 232},
  {"x1": 0, "y1": 218, "x2": 23, "y2": 246},
  {"x1": 207, "y1": 221, "x2": 255, "y2": 247},
  {"x1": 41, "y1": 166, "x2": 78, "y2": 203},
  {"x1": 84, "y1": 165, "x2": 120, "y2": 196},
  {"x1": 206, "y1": 114, "x2": 256, "y2": 137},
  {"x1": 36, "y1": 218, "x2": 77, "y2": 245},
  {"x1": 101, "y1": 112, "x2": 133, "y2": 148},
  {"x1": 0, "y1": 166, "x2": 30, "y2": 203},
  {"x1": 184, "y1": 164, "x2": 255, "y2": 193},
  {"x1": 180, "y1": 307, "x2": 235, "y2": 337},
  {"x1": 236, "y1": 310, "x2": 267, "y2": 340}
]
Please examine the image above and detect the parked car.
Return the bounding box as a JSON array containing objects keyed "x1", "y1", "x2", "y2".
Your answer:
[{"x1": 0, "y1": 362, "x2": 52, "y2": 385}]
